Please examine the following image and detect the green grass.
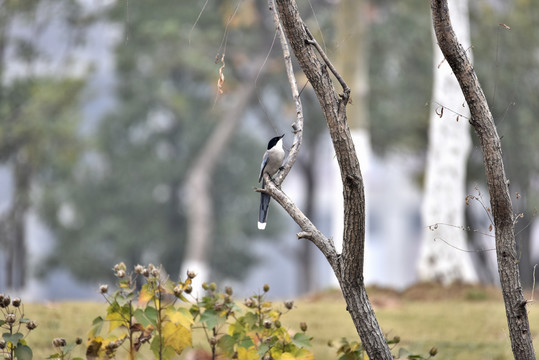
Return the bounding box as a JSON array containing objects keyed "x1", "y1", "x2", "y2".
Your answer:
[{"x1": 15, "y1": 287, "x2": 539, "y2": 359}]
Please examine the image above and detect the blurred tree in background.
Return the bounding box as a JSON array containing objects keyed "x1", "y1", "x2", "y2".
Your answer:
[
  {"x1": 1, "y1": 0, "x2": 537, "y2": 292},
  {"x1": 40, "y1": 0, "x2": 294, "y2": 282},
  {"x1": 0, "y1": 0, "x2": 87, "y2": 289},
  {"x1": 469, "y1": 0, "x2": 539, "y2": 287}
]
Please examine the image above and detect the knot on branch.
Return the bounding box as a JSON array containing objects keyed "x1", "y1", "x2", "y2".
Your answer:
[
  {"x1": 345, "y1": 174, "x2": 361, "y2": 187},
  {"x1": 297, "y1": 231, "x2": 313, "y2": 240}
]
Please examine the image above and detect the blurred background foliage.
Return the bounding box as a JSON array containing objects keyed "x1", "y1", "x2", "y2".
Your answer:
[{"x1": 0, "y1": 0, "x2": 538, "y2": 287}]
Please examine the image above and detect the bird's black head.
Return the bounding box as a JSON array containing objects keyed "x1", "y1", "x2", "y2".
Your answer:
[{"x1": 267, "y1": 134, "x2": 285, "y2": 149}]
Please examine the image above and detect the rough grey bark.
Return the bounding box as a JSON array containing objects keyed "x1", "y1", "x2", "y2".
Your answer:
[
  {"x1": 430, "y1": 0, "x2": 535, "y2": 359},
  {"x1": 262, "y1": 0, "x2": 392, "y2": 358}
]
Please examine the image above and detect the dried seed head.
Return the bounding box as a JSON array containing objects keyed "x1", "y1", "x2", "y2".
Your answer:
[
  {"x1": 209, "y1": 337, "x2": 218, "y2": 346},
  {"x1": 2, "y1": 295, "x2": 10, "y2": 307},
  {"x1": 99, "y1": 285, "x2": 109, "y2": 294},
  {"x1": 11, "y1": 298, "x2": 21, "y2": 307},
  {"x1": 26, "y1": 320, "x2": 37, "y2": 330},
  {"x1": 53, "y1": 338, "x2": 67, "y2": 347},
  {"x1": 244, "y1": 298, "x2": 254, "y2": 308},
  {"x1": 134, "y1": 264, "x2": 144, "y2": 274},
  {"x1": 142, "y1": 268, "x2": 150, "y2": 277},
  {"x1": 263, "y1": 320, "x2": 272, "y2": 329},
  {"x1": 5, "y1": 313, "x2": 16, "y2": 324},
  {"x1": 186, "y1": 270, "x2": 196, "y2": 279},
  {"x1": 0, "y1": 340, "x2": 5, "y2": 349},
  {"x1": 150, "y1": 268, "x2": 160, "y2": 277},
  {"x1": 225, "y1": 286, "x2": 233, "y2": 296},
  {"x1": 113, "y1": 262, "x2": 126, "y2": 272},
  {"x1": 429, "y1": 347, "x2": 438, "y2": 356},
  {"x1": 263, "y1": 284, "x2": 270, "y2": 292},
  {"x1": 76, "y1": 337, "x2": 83, "y2": 345},
  {"x1": 116, "y1": 270, "x2": 126, "y2": 278},
  {"x1": 284, "y1": 300, "x2": 294, "y2": 310},
  {"x1": 300, "y1": 322, "x2": 308, "y2": 332},
  {"x1": 184, "y1": 285, "x2": 193, "y2": 294},
  {"x1": 173, "y1": 285, "x2": 183, "y2": 297}
]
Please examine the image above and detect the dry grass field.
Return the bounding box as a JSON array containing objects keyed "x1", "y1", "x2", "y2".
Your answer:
[{"x1": 17, "y1": 283, "x2": 539, "y2": 359}]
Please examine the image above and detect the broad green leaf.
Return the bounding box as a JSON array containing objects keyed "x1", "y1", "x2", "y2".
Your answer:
[
  {"x1": 133, "y1": 308, "x2": 151, "y2": 327},
  {"x1": 200, "y1": 309, "x2": 224, "y2": 330},
  {"x1": 14, "y1": 344, "x2": 33, "y2": 360},
  {"x1": 218, "y1": 334, "x2": 235, "y2": 356},
  {"x1": 257, "y1": 343, "x2": 270, "y2": 357},
  {"x1": 163, "y1": 322, "x2": 192, "y2": 355},
  {"x1": 292, "y1": 333, "x2": 312, "y2": 348},
  {"x1": 236, "y1": 346, "x2": 259, "y2": 360},
  {"x1": 88, "y1": 316, "x2": 104, "y2": 337},
  {"x1": 150, "y1": 335, "x2": 163, "y2": 359},
  {"x1": 166, "y1": 306, "x2": 193, "y2": 328},
  {"x1": 145, "y1": 306, "x2": 158, "y2": 326},
  {"x1": 243, "y1": 312, "x2": 258, "y2": 328},
  {"x1": 3, "y1": 332, "x2": 23, "y2": 345},
  {"x1": 105, "y1": 310, "x2": 125, "y2": 332}
]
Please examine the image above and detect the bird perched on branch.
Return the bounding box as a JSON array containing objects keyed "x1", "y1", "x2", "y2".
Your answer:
[{"x1": 258, "y1": 134, "x2": 285, "y2": 230}]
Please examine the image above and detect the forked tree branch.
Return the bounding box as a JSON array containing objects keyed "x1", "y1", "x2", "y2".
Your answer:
[
  {"x1": 266, "y1": 0, "x2": 393, "y2": 358},
  {"x1": 431, "y1": 1, "x2": 535, "y2": 359}
]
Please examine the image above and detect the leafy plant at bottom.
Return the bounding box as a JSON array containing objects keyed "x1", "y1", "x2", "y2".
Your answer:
[
  {"x1": 86, "y1": 263, "x2": 194, "y2": 360},
  {"x1": 0, "y1": 294, "x2": 36, "y2": 360},
  {"x1": 192, "y1": 283, "x2": 314, "y2": 360}
]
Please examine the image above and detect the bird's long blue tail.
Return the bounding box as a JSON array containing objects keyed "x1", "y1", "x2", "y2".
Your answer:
[{"x1": 258, "y1": 179, "x2": 270, "y2": 230}]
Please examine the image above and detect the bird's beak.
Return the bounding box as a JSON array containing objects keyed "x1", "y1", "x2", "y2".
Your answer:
[{"x1": 280, "y1": 134, "x2": 285, "y2": 138}]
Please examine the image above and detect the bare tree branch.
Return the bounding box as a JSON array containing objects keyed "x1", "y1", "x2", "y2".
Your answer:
[
  {"x1": 269, "y1": 0, "x2": 392, "y2": 358},
  {"x1": 430, "y1": 1, "x2": 535, "y2": 358},
  {"x1": 268, "y1": 0, "x2": 303, "y2": 186}
]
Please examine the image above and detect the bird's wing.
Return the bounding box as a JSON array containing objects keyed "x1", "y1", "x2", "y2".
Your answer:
[{"x1": 258, "y1": 152, "x2": 269, "y2": 183}]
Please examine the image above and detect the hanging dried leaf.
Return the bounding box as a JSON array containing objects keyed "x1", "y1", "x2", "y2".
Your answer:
[
  {"x1": 435, "y1": 106, "x2": 444, "y2": 118},
  {"x1": 499, "y1": 23, "x2": 511, "y2": 30},
  {"x1": 217, "y1": 53, "x2": 226, "y2": 95}
]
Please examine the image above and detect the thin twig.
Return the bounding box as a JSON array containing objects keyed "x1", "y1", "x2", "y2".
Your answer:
[
  {"x1": 304, "y1": 26, "x2": 350, "y2": 95},
  {"x1": 269, "y1": 0, "x2": 304, "y2": 185}
]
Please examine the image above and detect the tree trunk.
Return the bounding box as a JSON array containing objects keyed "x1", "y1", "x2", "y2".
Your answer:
[
  {"x1": 4, "y1": 155, "x2": 32, "y2": 289},
  {"x1": 418, "y1": 0, "x2": 477, "y2": 284},
  {"x1": 332, "y1": 0, "x2": 373, "y2": 284},
  {"x1": 272, "y1": 0, "x2": 392, "y2": 358},
  {"x1": 430, "y1": 1, "x2": 535, "y2": 358},
  {"x1": 181, "y1": 81, "x2": 256, "y2": 284}
]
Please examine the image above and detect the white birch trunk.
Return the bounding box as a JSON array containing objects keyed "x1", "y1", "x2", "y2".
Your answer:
[{"x1": 417, "y1": 0, "x2": 477, "y2": 283}]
